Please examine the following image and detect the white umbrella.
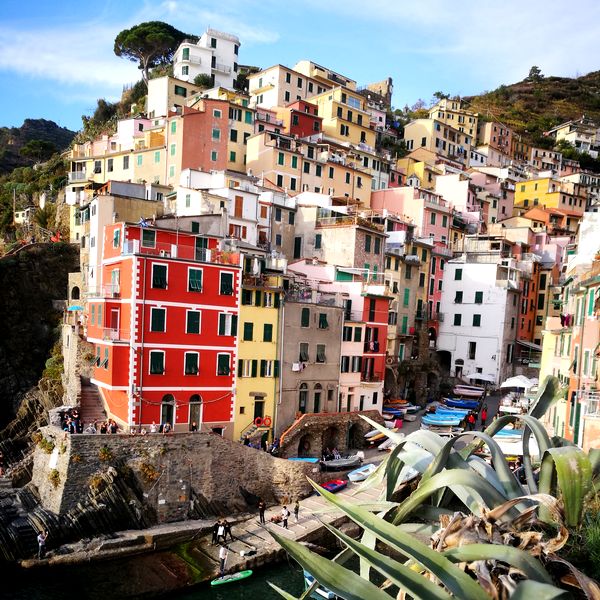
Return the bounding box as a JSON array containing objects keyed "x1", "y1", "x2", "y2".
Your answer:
[
  {"x1": 463, "y1": 372, "x2": 496, "y2": 383},
  {"x1": 500, "y1": 375, "x2": 534, "y2": 390}
]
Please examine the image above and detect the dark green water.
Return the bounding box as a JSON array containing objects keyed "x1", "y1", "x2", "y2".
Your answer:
[{"x1": 4, "y1": 560, "x2": 306, "y2": 600}]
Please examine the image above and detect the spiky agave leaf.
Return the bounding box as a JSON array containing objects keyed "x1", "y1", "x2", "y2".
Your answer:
[
  {"x1": 538, "y1": 446, "x2": 593, "y2": 527},
  {"x1": 443, "y1": 543, "x2": 554, "y2": 584},
  {"x1": 528, "y1": 376, "x2": 561, "y2": 420},
  {"x1": 267, "y1": 582, "x2": 300, "y2": 600},
  {"x1": 510, "y1": 580, "x2": 572, "y2": 599},
  {"x1": 322, "y1": 522, "x2": 453, "y2": 600},
  {"x1": 307, "y1": 479, "x2": 489, "y2": 600},
  {"x1": 269, "y1": 529, "x2": 392, "y2": 600}
]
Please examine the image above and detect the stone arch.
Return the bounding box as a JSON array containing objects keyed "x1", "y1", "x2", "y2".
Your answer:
[
  {"x1": 71, "y1": 286, "x2": 80, "y2": 300},
  {"x1": 298, "y1": 434, "x2": 312, "y2": 457},
  {"x1": 313, "y1": 383, "x2": 323, "y2": 413},
  {"x1": 298, "y1": 383, "x2": 308, "y2": 414},
  {"x1": 322, "y1": 426, "x2": 341, "y2": 453},
  {"x1": 347, "y1": 423, "x2": 363, "y2": 449},
  {"x1": 161, "y1": 394, "x2": 175, "y2": 425}
]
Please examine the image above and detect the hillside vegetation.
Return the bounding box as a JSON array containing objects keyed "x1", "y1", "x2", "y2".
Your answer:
[{"x1": 465, "y1": 69, "x2": 600, "y2": 148}]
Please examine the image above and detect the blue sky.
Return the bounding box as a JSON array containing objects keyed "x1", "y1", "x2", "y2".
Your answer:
[{"x1": 1, "y1": 0, "x2": 599, "y2": 132}]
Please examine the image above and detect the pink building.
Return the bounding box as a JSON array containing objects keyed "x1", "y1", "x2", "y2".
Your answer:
[{"x1": 469, "y1": 170, "x2": 515, "y2": 223}]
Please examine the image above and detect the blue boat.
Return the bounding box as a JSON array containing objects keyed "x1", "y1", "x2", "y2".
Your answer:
[
  {"x1": 422, "y1": 414, "x2": 463, "y2": 426},
  {"x1": 304, "y1": 571, "x2": 339, "y2": 599},
  {"x1": 435, "y1": 407, "x2": 470, "y2": 416},
  {"x1": 444, "y1": 399, "x2": 480, "y2": 410},
  {"x1": 288, "y1": 457, "x2": 320, "y2": 463}
]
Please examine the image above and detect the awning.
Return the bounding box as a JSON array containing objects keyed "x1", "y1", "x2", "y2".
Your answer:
[
  {"x1": 463, "y1": 372, "x2": 496, "y2": 383},
  {"x1": 67, "y1": 305, "x2": 84, "y2": 311},
  {"x1": 516, "y1": 340, "x2": 542, "y2": 352}
]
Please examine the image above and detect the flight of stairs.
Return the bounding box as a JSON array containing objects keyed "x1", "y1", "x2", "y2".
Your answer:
[{"x1": 79, "y1": 377, "x2": 106, "y2": 427}]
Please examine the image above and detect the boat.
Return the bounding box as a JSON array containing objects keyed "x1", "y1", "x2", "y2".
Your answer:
[
  {"x1": 444, "y1": 398, "x2": 480, "y2": 410},
  {"x1": 453, "y1": 388, "x2": 485, "y2": 398},
  {"x1": 321, "y1": 455, "x2": 362, "y2": 471},
  {"x1": 304, "y1": 571, "x2": 339, "y2": 599},
  {"x1": 321, "y1": 479, "x2": 347, "y2": 493},
  {"x1": 348, "y1": 463, "x2": 377, "y2": 482},
  {"x1": 288, "y1": 457, "x2": 320, "y2": 463},
  {"x1": 422, "y1": 414, "x2": 463, "y2": 426},
  {"x1": 211, "y1": 569, "x2": 253, "y2": 586},
  {"x1": 364, "y1": 429, "x2": 380, "y2": 439}
]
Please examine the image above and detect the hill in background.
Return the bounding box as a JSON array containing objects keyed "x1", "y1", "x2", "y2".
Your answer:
[{"x1": 0, "y1": 119, "x2": 76, "y2": 175}]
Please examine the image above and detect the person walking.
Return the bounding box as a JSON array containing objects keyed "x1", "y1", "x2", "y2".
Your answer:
[
  {"x1": 258, "y1": 499, "x2": 266, "y2": 524},
  {"x1": 281, "y1": 506, "x2": 290, "y2": 529},
  {"x1": 211, "y1": 521, "x2": 219, "y2": 545},
  {"x1": 37, "y1": 530, "x2": 48, "y2": 559},
  {"x1": 223, "y1": 519, "x2": 233, "y2": 541},
  {"x1": 294, "y1": 500, "x2": 300, "y2": 523},
  {"x1": 218, "y1": 544, "x2": 228, "y2": 577},
  {"x1": 480, "y1": 404, "x2": 488, "y2": 429},
  {"x1": 217, "y1": 520, "x2": 226, "y2": 543},
  {"x1": 467, "y1": 412, "x2": 476, "y2": 431}
]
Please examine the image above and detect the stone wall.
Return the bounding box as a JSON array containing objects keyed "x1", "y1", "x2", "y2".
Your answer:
[
  {"x1": 278, "y1": 410, "x2": 385, "y2": 459},
  {"x1": 31, "y1": 427, "x2": 317, "y2": 521}
]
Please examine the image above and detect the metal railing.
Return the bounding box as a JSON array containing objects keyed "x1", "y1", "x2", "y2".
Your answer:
[
  {"x1": 102, "y1": 328, "x2": 130, "y2": 342},
  {"x1": 122, "y1": 239, "x2": 242, "y2": 266},
  {"x1": 68, "y1": 171, "x2": 87, "y2": 182},
  {"x1": 212, "y1": 62, "x2": 231, "y2": 74}
]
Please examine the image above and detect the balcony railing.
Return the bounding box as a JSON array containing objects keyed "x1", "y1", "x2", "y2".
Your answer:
[
  {"x1": 86, "y1": 284, "x2": 121, "y2": 298},
  {"x1": 581, "y1": 391, "x2": 600, "y2": 416},
  {"x1": 285, "y1": 290, "x2": 343, "y2": 307},
  {"x1": 68, "y1": 171, "x2": 87, "y2": 183},
  {"x1": 102, "y1": 328, "x2": 130, "y2": 342},
  {"x1": 122, "y1": 239, "x2": 242, "y2": 266},
  {"x1": 361, "y1": 372, "x2": 380, "y2": 383},
  {"x1": 212, "y1": 62, "x2": 231, "y2": 74}
]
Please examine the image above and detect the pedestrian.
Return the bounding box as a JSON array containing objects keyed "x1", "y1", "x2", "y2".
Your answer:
[
  {"x1": 281, "y1": 505, "x2": 290, "y2": 529},
  {"x1": 223, "y1": 519, "x2": 233, "y2": 541},
  {"x1": 162, "y1": 422, "x2": 172, "y2": 435},
  {"x1": 258, "y1": 499, "x2": 266, "y2": 524},
  {"x1": 211, "y1": 521, "x2": 219, "y2": 545},
  {"x1": 150, "y1": 421, "x2": 158, "y2": 433},
  {"x1": 480, "y1": 404, "x2": 488, "y2": 429},
  {"x1": 37, "y1": 530, "x2": 48, "y2": 559},
  {"x1": 217, "y1": 520, "x2": 226, "y2": 543},
  {"x1": 294, "y1": 500, "x2": 300, "y2": 523},
  {"x1": 243, "y1": 435, "x2": 250, "y2": 446},
  {"x1": 219, "y1": 544, "x2": 228, "y2": 577},
  {"x1": 190, "y1": 421, "x2": 198, "y2": 432},
  {"x1": 467, "y1": 412, "x2": 476, "y2": 431}
]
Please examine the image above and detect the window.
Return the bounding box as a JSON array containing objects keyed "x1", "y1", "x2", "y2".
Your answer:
[
  {"x1": 275, "y1": 207, "x2": 282, "y2": 221},
  {"x1": 403, "y1": 288, "x2": 410, "y2": 307},
  {"x1": 454, "y1": 313, "x2": 462, "y2": 326},
  {"x1": 275, "y1": 234, "x2": 282, "y2": 246},
  {"x1": 107, "y1": 158, "x2": 113, "y2": 172},
  {"x1": 284, "y1": 91, "x2": 290, "y2": 102},
  {"x1": 455, "y1": 291, "x2": 463, "y2": 303},
  {"x1": 218, "y1": 313, "x2": 237, "y2": 336},
  {"x1": 112, "y1": 228, "x2": 121, "y2": 248},
  {"x1": 244, "y1": 111, "x2": 252, "y2": 124},
  {"x1": 150, "y1": 307, "x2": 166, "y2": 332},
  {"x1": 152, "y1": 264, "x2": 167, "y2": 289},
  {"x1": 149, "y1": 351, "x2": 165, "y2": 374},
  {"x1": 301, "y1": 307, "x2": 310, "y2": 327},
  {"x1": 473, "y1": 314, "x2": 481, "y2": 327},
  {"x1": 468, "y1": 342, "x2": 477, "y2": 360},
  {"x1": 405, "y1": 265, "x2": 412, "y2": 280},
  {"x1": 217, "y1": 354, "x2": 230, "y2": 375},
  {"x1": 316, "y1": 344, "x2": 326, "y2": 363},
  {"x1": 354, "y1": 327, "x2": 362, "y2": 342},
  {"x1": 220, "y1": 272, "x2": 234, "y2": 295},
  {"x1": 142, "y1": 229, "x2": 156, "y2": 248},
  {"x1": 186, "y1": 310, "x2": 201, "y2": 334},
  {"x1": 315, "y1": 233, "x2": 322, "y2": 249},
  {"x1": 182, "y1": 65, "x2": 188, "y2": 75},
  {"x1": 455, "y1": 268, "x2": 463, "y2": 280},
  {"x1": 184, "y1": 353, "x2": 199, "y2": 375},
  {"x1": 123, "y1": 155, "x2": 129, "y2": 170},
  {"x1": 188, "y1": 268, "x2": 202, "y2": 292},
  {"x1": 170, "y1": 120, "x2": 177, "y2": 134},
  {"x1": 318, "y1": 313, "x2": 329, "y2": 329},
  {"x1": 230, "y1": 129, "x2": 238, "y2": 142},
  {"x1": 343, "y1": 326, "x2": 352, "y2": 342},
  {"x1": 374, "y1": 238, "x2": 381, "y2": 254},
  {"x1": 210, "y1": 37, "x2": 217, "y2": 48},
  {"x1": 229, "y1": 151, "x2": 236, "y2": 162},
  {"x1": 299, "y1": 343, "x2": 309, "y2": 362},
  {"x1": 288, "y1": 212, "x2": 295, "y2": 225},
  {"x1": 243, "y1": 322, "x2": 253, "y2": 341},
  {"x1": 182, "y1": 47, "x2": 189, "y2": 60},
  {"x1": 263, "y1": 323, "x2": 273, "y2": 342},
  {"x1": 474, "y1": 291, "x2": 483, "y2": 304},
  {"x1": 430, "y1": 212, "x2": 436, "y2": 225},
  {"x1": 212, "y1": 128, "x2": 220, "y2": 140},
  {"x1": 137, "y1": 154, "x2": 143, "y2": 167}
]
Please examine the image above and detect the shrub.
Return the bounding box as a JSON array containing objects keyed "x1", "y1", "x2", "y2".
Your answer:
[
  {"x1": 39, "y1": 437, "x2": 55, "y2": 454},
  {"x1": 139, "y1": 462, "x2": 160, "y2": 483},
  {"x1": 98, "y1": 446, "x2": 113, "y2": 462},
  {"x1": 71, "y1": 453, "x2": 82, "y2": 463},
  {"x1": 48, "y1": 469, "x2": 60, "y2": 488},
  {"x1": 89, "y1": 473, "x2": 106, "y2": 493}
]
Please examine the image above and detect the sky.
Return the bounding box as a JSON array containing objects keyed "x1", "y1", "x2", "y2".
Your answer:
[{"x1": 1, "y1": 0, "x2": 600, "y2": 132}]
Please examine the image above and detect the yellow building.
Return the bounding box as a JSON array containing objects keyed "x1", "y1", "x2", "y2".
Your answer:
[
  {"x1": 403, "y1": 119, "x2": 472, "y2": 167},
  {"x1": 396, "y1": 151, "x2": 442, "y2": 190},
  {"x1": 308, "y1": 87, "x2": 376, "y2": 149},
  {"x1": 513, "y1": 178, "x2": 585, "y2": 220},
  {"x1": 234, "y1": 266, "x2": 283, "y2": 442},
  {"x1": 428, "y1": 98, "x2": 478, "y2": 139}
]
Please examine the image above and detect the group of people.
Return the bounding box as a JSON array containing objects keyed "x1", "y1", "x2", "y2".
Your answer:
[
  {"x1": 78, "y1": 419, "x2": 119, "y2": 435},
  {"x1": 465, "y1": 404, "x2": 488, "y2": 431},
  {"x1": 322, "y1": 447, "x2": 341, "y2": 461},
  {"x1": 211, "y1": 519, "x2": 234, "y2": 545},
  {"x1": 262, "y1": 499, "x2": 300, "y2": 529},
  {"x1": 242, "y1": 436, "x2": 280, "y2": 454},
  {"x1": 59, "y1": 408, "x2": 85, "y2": 434}
]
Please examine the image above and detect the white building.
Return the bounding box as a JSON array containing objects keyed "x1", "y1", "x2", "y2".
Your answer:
[
  {"x1": 437, "y1": 257, "x2": 520, "y2": 385},
  {"x1": 173, "y1": 29, "x2": 240, "y2": 89}
]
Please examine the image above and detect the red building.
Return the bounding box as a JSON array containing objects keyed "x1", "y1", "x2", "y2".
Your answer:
[
  {"x1": 86, "y1": 222, "x2": 241, "y2": 435},
  {"x1": 278, "y1": 100, "x2": 322, "y2": 138},
  {"x1": 361, "y1": 293, "x2": 390, "y2": 387}
]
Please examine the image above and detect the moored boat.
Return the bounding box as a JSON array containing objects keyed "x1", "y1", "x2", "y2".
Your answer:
[
  {"x1": 321, "y1": 479, "x2": 347, "y2": 493},
  {"x1": 211, "y1": 569, "x2": 253, "y2": 586},
  {"x1": 321, "y1": 455, "x2": 362, "y2": 471},
  {"x1": 422, "y1": 414, "x2": 463, "y2": 426},
  {"x1": 304, "y1": 571, "x2": 339, "y2": 599},
  {"x1": 348, "y1": 463, "x2": 377, "y2": 482}
]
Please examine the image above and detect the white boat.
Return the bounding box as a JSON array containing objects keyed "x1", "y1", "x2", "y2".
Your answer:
[
  {"x1": 321, "y1": 455, "x2": 362, "y2": 471},
  {"x1": 348, "y1": 463, "x2": 377, "y2": 482},
  {"x1": 304, "y1": 571, "x2": 339, "y2": 599}
]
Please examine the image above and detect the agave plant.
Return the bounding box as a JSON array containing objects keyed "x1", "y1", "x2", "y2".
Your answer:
[{"x1": 269, "y1": 376, "x2": 600, "y2": 599}]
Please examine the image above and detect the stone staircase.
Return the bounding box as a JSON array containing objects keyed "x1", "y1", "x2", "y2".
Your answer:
[{"x1": 79, "y1": 377, "x2": 106, "y2": 427}]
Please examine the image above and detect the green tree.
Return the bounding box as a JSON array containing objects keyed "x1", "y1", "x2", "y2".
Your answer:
[
  {"x1": 113, "y1": 21, "x2": 193, "y2": 84},
  {"x1": 193, "y1": 73, "x2": 213, "y2": 88},
  {"x1": 20, "y1": 140, "x2": 57, "y2": 162},
  {"x1": 527, "y1": 65, "x2": 544, "y2": 83}
]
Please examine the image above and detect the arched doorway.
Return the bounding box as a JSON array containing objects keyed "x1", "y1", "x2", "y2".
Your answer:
[
  {"x1": 322, "y1": 426, "x2": 339, "y2": 453},
  {"x1": 313, "y1": 384, "x2": 322, "y2": 413},
  {"x1": 71, "y1": 286, "x2": 80, "y2": 300},
  {"x1": 161, "y1": 394, "x2": 175, "y2": 426},
  {"x1": 189, "y1": 394, "x2": 202, "y2": 431},
  {"x1": 298, "y1": 434, "x2": 312, "y2": 457},
  {"x1": 298, "y1": 383, "x2": 308, "y2": 414},
  {"x1": 454, "y1": 358, "x2": 464, "y2": 379},
  {"x1": 437, "y1": 350, "x2": 451, "y2": 373}
]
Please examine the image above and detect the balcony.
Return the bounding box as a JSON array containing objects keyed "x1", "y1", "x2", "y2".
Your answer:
[
  {"x1": 344, "y1": 309, "x2": 364, "y2": 322},
  {"x1": 102, "y1": 328, "x2": 130, "y2": 342},
  {"x1": 86, "y1": 284, "x2": 121, "y2": 299},
  {"x1": 122, "y1": 239, "x2": 242, "y2": 266},
  {"x1": 69, "y1": 171, "x2": 87, "y2": 183},
  {"x1": 212, "y1": 62, "x2": 231, "y2": 74},
  {"x1": 360, "y1": 372, "x2": 380, "y2": 383},
  {"x1": 582, "y1": 391, "x2": 600, "y2": 416},
  {"x1": 285, "y1": 290, "x2": 343, "y2": 307},
  {"x1": 315, "y1": 210, "x2": 384, "y2": 232},
  {"x1": 364, "y1": 341, "x2": 380, "y2": 353},
  {"x1": 415, "y1": 311, "x2": 425, "y2": 321},
  {"x1": 256, "y1": 112, "x2": 283, "y2": 127}
]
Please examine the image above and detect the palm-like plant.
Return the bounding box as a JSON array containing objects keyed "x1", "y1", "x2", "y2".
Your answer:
[{"x1": 269, "y1": 376, "x2": 600, "y2": 599}]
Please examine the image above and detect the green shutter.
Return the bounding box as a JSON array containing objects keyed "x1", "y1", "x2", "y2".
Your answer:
[
  {"x1": 354, "y1": 327, "x2": 362, "y2": 342},
  {"x1": 153, "y1": 264, "x2": 167, "y2": 288},
  {"x1": 274, "y1": 360, "x2": 280, "y2": 377},
  {"x1": 255, "y1": 290, "x2": 262, "y2": 306},
  {"x1": 260, "y1": 360, "x2": 266, "y2": 377},
  {"x1": 251, "y1": 359, "x2": 258, "y2": 377},
  {"x1": 301, "y1": 307, "x2": 310, "y2": 327},
  {"x1": 218, "y1": 314, "x2": 226, "y2": 336},
  {"x1": 189, "y1": 269, "x2": 202, "y2": 291},
  {"x1": 187, "y1": 311, "x2": 200, "y2": 334},
  {"x1": 151, "y1": 308, "x2": 165, "y2": 331},
  {"x1": 91, "y1": 305, "x2": 95, "y2": 326},
  {"x1": 232, "y1": 315, "x2": 238, "y2": 336},
  {"x1": 473, "y1": 314, "x2": 481, "y2": 326},
  {"x1": 401, "y1": 316, "x2": 408, "y2": 334},
  {"x1": 238, "y1": 359, "x2": 243, "y2": 376},
  {"x1": 319, "y1": 313, "x2": 328, "y2": 329},
  {"x1": 475, "y1": 291, "x2": 483, "y2": 303},
  {"x1": 588, "y1": 289, "x2": 595, "y2": 316},
  {"x1": 264, "y1": 323, "x2": 273, "y2": 342},
  {"x1": 98, "y1": 304, "x2": 103, "y2": 327},
  {"x1": 243, "y1": 322, "x2": 253, "y2": 341},
  {"x1": 403, "y1": 288, "x2": 410, "y2": 307},
  {"x1": 274, "y1": 293, "x2": 280, "y2": 308},
  {"x1": 455, "y1": 268, "x2": 462, "y2": 281}
]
